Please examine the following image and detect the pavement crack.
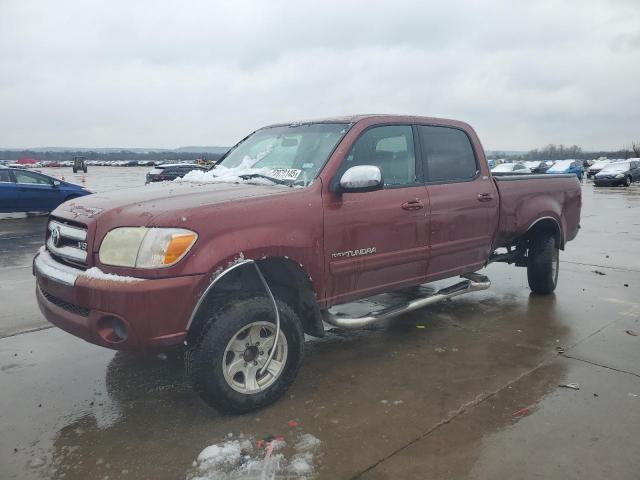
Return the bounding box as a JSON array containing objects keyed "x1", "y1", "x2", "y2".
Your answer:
[
  {"x1": 0, "y1": 325, "x2": 53, "y2": 340},
  {"x1": 562, "y1": 354, "x2": 640, "y2": 379},
  {"x1": 350, "y1": 356, "x2": 555, "y2": 479},
  {"x1": 561, "y1": 260, "x2": 640, "y2": 273}
]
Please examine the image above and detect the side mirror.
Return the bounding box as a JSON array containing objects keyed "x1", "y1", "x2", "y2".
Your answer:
[
  {"x1": 334, "y1": 165, "x2": 383, "y2": 193},
  {"x1": 52, "y1": 180, "x2": 61, "y2": 187}
]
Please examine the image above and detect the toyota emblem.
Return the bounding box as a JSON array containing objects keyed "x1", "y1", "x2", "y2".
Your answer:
[{"x1": 51, "y1": 226, "x2": 61, "y2": 247}]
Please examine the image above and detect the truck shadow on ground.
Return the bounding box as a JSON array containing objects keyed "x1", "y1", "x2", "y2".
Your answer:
[{"x1": 46, "y1": 290, "x2": 570, "y2": 479}]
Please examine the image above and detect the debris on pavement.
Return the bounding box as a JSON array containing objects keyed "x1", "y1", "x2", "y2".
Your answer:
[
  {"x1": 189, "y1": 432, "x2": 322, "y2": 479},
  {"x1": 556, "y1": 346, "x2": 566, "y2": 354},
  {"x1": 287, "y1": 420, "x2": 299, "y2": 428},
  {"x1": 511, "y1": 407, "x2": 530, "y2": 417},
  {"x1": 559, "y1": 383, "x2": 580, "y2": 390},
  {"x1": 416, "y1": 325, "x2": 426, "y2": 329},
  {"x1": 625, "y1": 330, "x2": 638, "y2": 336},
  {"x1": 592, "y1": 270, "x2": 606, "y2": 276}
]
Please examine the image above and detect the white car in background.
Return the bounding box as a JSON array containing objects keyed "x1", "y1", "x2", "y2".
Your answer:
[
  {"x1": 491, "y1": 163, "x2": 532, "y2": 175},
  {"x1": 587, "y1": 159, "x2": 613, "y2": 178}
]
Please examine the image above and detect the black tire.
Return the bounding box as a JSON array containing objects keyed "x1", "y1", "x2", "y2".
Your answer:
[
  {"x1": 187, "y1": 296, "x2": 304, "y2": 414},
  {"x1": 624, "y1": 175, "x2": 632, "y2": 187},
  {"x1": 527, "y1": 233, "x2": 559, "y2": 294},
  {"x1": 83, "y1": 166, "x2": 87, "y2": 173},
  {"x1": 72, "y1": 167, "x2": 77, "y2": 173}
]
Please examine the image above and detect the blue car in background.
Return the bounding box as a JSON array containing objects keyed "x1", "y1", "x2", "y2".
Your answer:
[
  {"x1": 546, "y1": 160, "x2": 584, "y2": 180},
  {"x1": 0, "y1": 167, "x2": 91, "y2": 213}
]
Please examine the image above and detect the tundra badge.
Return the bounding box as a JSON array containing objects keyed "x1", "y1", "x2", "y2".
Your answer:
[{"x1": 331, "y1": 247, "x2": 376, "y2": 259}]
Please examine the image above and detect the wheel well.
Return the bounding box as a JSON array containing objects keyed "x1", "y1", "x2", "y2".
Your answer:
[
  {"x1": 526, "y1": 218, "x2": 563, "y2": 250},
  {"x1": 186, "y1": 257, "x2": 324, "y2": 345}
]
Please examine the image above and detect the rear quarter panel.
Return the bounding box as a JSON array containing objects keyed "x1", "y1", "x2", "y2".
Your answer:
[{"x1": 493, "y1": 175, "x2": 581, "y2": 248}]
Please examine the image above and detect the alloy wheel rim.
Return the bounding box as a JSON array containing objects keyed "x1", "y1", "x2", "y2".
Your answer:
[{"x1": 221, "y1": 321, "x2": 288, "y2": 394}]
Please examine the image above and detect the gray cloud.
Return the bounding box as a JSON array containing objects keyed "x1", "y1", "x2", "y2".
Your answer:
[{"x1": 0, "y1": 0, "x2": 638, "y2": 150}]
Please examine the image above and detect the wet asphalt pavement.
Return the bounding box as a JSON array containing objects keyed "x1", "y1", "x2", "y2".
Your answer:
[{"x1": 1, "y1": 171, "x2": 639, "y2": 479}]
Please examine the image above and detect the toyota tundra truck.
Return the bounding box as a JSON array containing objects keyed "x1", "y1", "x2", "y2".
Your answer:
[{"x1": 34, "y1": 115, "x2": 581, "y2": 413}]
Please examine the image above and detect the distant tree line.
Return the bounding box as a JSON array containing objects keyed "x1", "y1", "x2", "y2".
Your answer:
[
  {"x1": 488, "y1": 142, "x2": 640, "y2": 161},
  {"x1": 0, "y1": 150, "x2": 225, "y2": 163}
]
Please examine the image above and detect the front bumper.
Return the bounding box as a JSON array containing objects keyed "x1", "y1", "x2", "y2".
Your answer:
[{"x1": 34, "y1": 251, "x2": 206, "y2": 351}]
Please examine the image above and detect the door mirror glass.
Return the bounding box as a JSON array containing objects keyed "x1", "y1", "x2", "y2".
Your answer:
[{"x1": 337, "y1": 165, "x2": 383, "y2": 193}]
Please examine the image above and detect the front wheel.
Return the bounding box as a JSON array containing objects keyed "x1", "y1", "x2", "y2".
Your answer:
[
  {"x1": 187, "y1": 296, "x2": 304, "y2": 414},
  {"x1": 527, "y1": 233, "x2": 559, "y2": 294}
]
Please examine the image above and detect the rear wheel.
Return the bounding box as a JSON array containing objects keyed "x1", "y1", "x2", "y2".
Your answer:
[
  {"x1": 527, "y1": 233, "x2": 559, "y2": 294},
  {"x1": 187, "y1": 296, "x2": 304, "y2": 414}
]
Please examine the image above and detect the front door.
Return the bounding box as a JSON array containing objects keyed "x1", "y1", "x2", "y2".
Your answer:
[
  {"x1": 416, "y1": 125, "x2": 498, "y2": 280},
  {"x1": 323, "y1": 125, "x2": 429, "y2": 305},
  {"x1": 12, "y1": 170, "x2": 61, "y2": 212}
]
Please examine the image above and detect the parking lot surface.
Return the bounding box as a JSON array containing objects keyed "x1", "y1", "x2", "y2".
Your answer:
[{"x1": 1, "y1": 171, "x2": 639, "y2": 479}]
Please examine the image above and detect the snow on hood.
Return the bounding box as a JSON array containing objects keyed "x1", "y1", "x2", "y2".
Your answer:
[
  {"x1": 547, "y1": 160, "x2": 574, "y2": 172},
  {"x1": 176, "y1": 157, "x2": 308, "y2": 187}
]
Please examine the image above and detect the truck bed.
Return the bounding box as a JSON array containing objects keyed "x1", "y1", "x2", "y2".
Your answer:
[{"x1": 492, "y1": 174, "x2": 582, "y2": 249}]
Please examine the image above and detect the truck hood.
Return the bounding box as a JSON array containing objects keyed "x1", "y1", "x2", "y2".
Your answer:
[{"x1": 52, "y1": 181, "x2": 292, "y2": 225}]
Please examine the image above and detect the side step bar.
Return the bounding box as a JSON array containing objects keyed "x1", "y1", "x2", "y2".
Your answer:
[{"x1": 321, "y1": 273, "x2": 491, "y2": 329}]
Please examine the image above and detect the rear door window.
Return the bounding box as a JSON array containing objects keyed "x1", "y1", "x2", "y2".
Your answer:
[
  {"x1": 0, "y1": 170, "x2": 13, "y2": 182},
  {"x1": 418, "y1": 126, "x2": 478, "y2": 182}
]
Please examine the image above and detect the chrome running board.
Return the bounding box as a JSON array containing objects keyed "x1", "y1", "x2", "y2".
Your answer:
[{"x1": 321, "y1": 273, "x2": 490, "y2": 329}]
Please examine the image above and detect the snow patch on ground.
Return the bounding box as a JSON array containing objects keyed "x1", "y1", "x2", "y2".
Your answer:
[
  {"x1": 188, "y1": 432, "x2": 321, "y2": 479},
  {"x1": 81, "y1": 267, "x2": 143, "y2": 283}
]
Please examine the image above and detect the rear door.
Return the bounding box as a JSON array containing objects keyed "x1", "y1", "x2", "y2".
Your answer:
[
  {"x1": 0, "y1": 169, "x2": 18, "y2": 213},
  {"x1": 323, "y1": 125, "x2": 429, "y2": 303},
  {"x1": 631, "y1": 161, "x2": 640, "y2": 181},
  {"x1": 12, "y1": 170, "x2": 61, "y2": 212},
  {"x1": 417, "y1": 125, "x2": 498, "y2": 280}
]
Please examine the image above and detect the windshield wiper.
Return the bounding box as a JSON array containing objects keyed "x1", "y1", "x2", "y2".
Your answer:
[{"x1": 238, "y1": 173, "x2": 291, "y2": 186}]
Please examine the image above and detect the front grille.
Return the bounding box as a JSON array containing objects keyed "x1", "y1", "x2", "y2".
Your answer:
[
  {"x1": 40, "y1": 287, "x2": 90, "y2": 317},
  {"x1": 46, "y1": 216, "x2": 89, "y2": 267}
]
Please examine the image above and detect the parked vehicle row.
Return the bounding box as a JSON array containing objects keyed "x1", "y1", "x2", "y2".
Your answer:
[
  {"x1": 0, "y1": 159, "x2": 207, "y2": 168},
  {"x1": 491, "y1": 159, "x2": 584, "y2": 179},
  {"x1": 490, "y1": 157, "x2": 640, "y2": 187}
]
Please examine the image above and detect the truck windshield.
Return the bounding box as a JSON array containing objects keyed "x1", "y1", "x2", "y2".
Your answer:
[{"x1": 213, "y1": 123, "x2": 349, "y2": 186}]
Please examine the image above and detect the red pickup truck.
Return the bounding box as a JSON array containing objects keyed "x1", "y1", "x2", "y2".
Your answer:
[{"x1": 34, "y1": 115, "x2": 581, "y2": 413}]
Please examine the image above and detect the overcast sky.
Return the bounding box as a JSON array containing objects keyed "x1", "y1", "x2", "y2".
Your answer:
[{"x1": 1, "y1": 0, "x2": 638, "y2": 150}]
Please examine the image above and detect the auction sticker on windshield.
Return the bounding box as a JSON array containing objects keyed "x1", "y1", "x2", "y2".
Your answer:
[{"x1": 267, "y1": 168, "x2": 301, "y2": 181}]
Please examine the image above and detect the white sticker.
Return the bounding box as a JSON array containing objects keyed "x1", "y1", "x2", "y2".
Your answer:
[
  {"x1": 302, "y1": 163, "x2": 315, "y2": 169},
  {"x1": 267, "y1": 168, "x2": 301, "y2": 181}
]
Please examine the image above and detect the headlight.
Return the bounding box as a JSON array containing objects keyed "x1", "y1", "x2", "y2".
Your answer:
[{"x1": 99, "y1": 227, "x2": 198, "y2": 268}]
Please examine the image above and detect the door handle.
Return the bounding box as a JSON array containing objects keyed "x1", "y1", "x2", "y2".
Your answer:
[
  {"x1": 401, "y1": 200, "x2": 424, "y2": 211},
  {"x1": 477, "y1": 193, "x2": 494, "y2": 202}
]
